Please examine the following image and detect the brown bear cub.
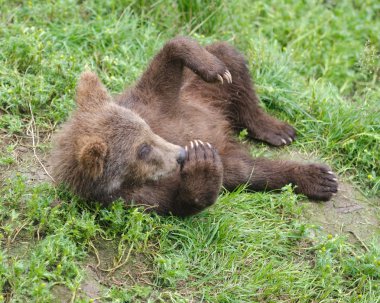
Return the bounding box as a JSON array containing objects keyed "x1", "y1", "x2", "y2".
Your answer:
[{"x1": 51, "y1": 37, "x2": 338, "y2": 216}]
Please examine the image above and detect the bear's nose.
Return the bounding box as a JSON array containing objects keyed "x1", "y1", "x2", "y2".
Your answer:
[{"x1": 176, "y1": 147, "x2": 187, "y2": 165}]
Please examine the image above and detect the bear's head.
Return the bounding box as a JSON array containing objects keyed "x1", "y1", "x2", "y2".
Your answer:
[{"x1": 50, "y1": 72, "x2": 186, "y2": 203}]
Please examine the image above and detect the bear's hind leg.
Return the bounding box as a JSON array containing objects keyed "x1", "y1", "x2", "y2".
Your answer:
[
  {"x1": 221, "y1": 146, "x2": 338, "y2": 201},
  {"x1": 204, "y1": 42, "x2": 296, "y2": 146}
]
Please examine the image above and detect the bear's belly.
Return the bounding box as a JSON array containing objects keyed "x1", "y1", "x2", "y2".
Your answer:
[{"x1": 133, "y1": 99, "x2": 231, "y2": 151}]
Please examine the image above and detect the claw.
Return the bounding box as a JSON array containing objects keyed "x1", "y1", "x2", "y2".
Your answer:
[
  {"x1": 190, "y1": 141, "x2": 194, "y2": 149},
  {"x1": 194, "y1": 140, "x2": 199, "y2": 148},
  {"x1": 206, "y1": 142, "x2": 212, "y2": 148},
  {"x1": 327, "y1": 171, "x2": 334, "y2": 175},
  {"x1": 223, "y1": 71, "x2": 228, "y2": 83},
  {"x1": 227, "y1": 70, "x2": 232, "y2": 83},
  {"x1": 198, "y1": 140, "x2": 204, "y2": 146},
  {"x1": 222, "y1": 71, "x2": 227, "y2": 83},
  {"x1": 281, "y1": 138, "x2": 287, "y2": 145},
  {"x1": 217, "y1": 74, "x2": 224, "y2": 84},
  {"x1": 288, "y1": 137, "x2": 293, "y2": 142},
  {"x1": 185, "y1": 145, "x2": 188, "y2": 152},
  {"x1": 223, "y1": 70, "x2": 232, "y2": 84},
  {"x1": 333, "y1": 178, "x2": 337, "y2": 181}
]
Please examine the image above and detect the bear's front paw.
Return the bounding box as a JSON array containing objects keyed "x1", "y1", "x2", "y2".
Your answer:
[
  {"x1": 294, "y1": 164, "x2": 338, "y2": 201},
  {"x1": 179, "y1": 140, "x2": 223, "y2": 209},
  {"x1": 182, "y1": 140, "x2": 223, "y2": 176},
  {"x1": 216, "y1": 70, "x2": 233, "y2": 84},
  {"x1": 191, "y1": 51, "x2": 232, "y2": 85}
]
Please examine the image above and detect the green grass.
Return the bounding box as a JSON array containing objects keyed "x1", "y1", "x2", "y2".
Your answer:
[{"x1": 0, "y1": 0, "x2": 379, "y2": 302}]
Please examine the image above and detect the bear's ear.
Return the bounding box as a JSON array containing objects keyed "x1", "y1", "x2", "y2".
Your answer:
[
  {"x1": 77, "y1": 136, "x2": 108, "y2": 179},
  {"x1": 76, "y1": 71, "x2": 111, "y2": 109}
]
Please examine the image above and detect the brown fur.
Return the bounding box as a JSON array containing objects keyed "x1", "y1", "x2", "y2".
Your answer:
[
  {"x1": 50, "y1": 37, "x2": 338, "y2": 216},
  {"x1": 77, "y1": 136, "x2": 108, "y2": 179}
]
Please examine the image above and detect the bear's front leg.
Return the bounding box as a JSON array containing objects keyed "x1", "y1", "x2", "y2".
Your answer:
[
  {"x1": 172, "y1": 140, "x2": 224, "y2": 216},
  {"x1": 127, "y1": 140, "x2": 223, "y2": 216},
  {"x1": 133, "y1": 37, "x2": 232, "y2": 106}
]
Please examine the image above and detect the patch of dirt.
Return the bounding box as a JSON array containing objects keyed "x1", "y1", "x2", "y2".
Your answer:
[
  {"x1": 303, "y1": 182, "x2": 380, "y2": 244},
  {"x1": 281, "y1": 150, "x2": 380, "y2": 244},
  {"x1": 0, "y1": 135, "x2": 51, "y2": 185},
  {"x1": 52, "y1": 238, "x2": 154, "y2": 302},
  {"x1": 51, "y1": 285, "x2": 72, "y2": 303},
  {"x1": 11, "y1": 146, "x2": 50, "y2": 183},
  {"x1": 86, "y1": 239, "x2": 154, "y2": 294},
  {"x1": 51, "y1": 266, "x2": 104, "y2": 303}
]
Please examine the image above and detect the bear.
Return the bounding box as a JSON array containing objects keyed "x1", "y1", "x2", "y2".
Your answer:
[{"x1": 50, "y1": 37, "x2": 338, "y2": 217}]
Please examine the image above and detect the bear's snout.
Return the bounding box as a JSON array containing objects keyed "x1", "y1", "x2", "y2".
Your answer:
[{"x1": 176, "y1": 147, "x2": 186, "y2": 165}]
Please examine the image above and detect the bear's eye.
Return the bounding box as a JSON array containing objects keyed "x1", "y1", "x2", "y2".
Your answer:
[{"x1": 138, "y1": 143, "x2": 152, "y2": 160}]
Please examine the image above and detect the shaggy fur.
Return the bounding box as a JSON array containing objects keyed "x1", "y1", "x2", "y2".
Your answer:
[{"x1": 50, "y1": 37, "x2": 338, "y2": 216}]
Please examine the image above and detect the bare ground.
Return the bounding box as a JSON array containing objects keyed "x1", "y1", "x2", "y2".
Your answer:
[
  {"x1": 303, "y1": 181, "x2": 380, "y2": 245},
  {"x1": 280, "y1": 149, "x2": 380, "y2": 245}
]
